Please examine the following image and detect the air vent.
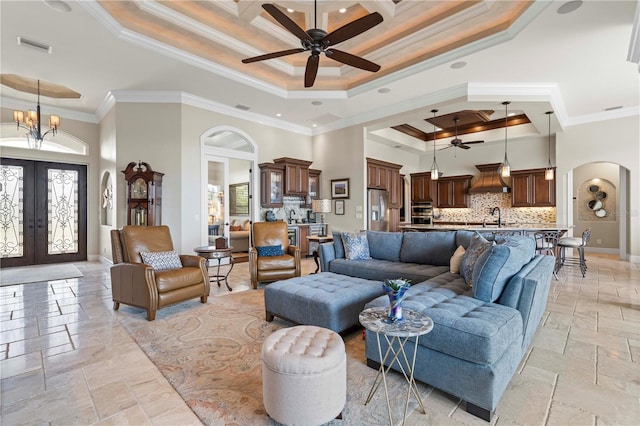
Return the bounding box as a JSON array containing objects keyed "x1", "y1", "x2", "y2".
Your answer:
[
  {"x1": 17, "y1": 37, "x2": 53, "y2": 54},
  {"x1": 604, "y1": 105, "x2": 623, "y2": 111},
  {"x1": 235, "y1": 104, "x2": 250, "y2": 111}
]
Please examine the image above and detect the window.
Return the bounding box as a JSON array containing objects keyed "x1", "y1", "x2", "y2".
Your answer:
[{"x1": 229, "y1": 182, "x2": 249, "y2": 215}]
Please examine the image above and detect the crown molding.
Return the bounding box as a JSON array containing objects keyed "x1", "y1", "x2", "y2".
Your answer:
[
  {"x1": 1, "y1": 96, "x2": 98, "y2": 124},
  {"x1": 564, "y1": 106, "x2": 640, "y2": 127},
  {"x1": 98, "y1": 90, "x2": 311, "y2": 136}
]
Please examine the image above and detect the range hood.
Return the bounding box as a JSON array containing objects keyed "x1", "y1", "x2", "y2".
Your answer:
[{"x1": 468, "y1": 163, "x2": 511, "y2": 194}]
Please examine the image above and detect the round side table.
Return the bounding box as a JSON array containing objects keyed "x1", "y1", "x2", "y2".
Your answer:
[
  {"x1": 359, "y1": 307, "x2": 434, "y2": 425},
  {"x1": 194, "y1": 246, "x2": 234, "y2": 291}
]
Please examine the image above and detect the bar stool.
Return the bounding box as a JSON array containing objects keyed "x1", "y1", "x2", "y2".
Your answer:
[
  {"x1": 557, "y1": 228, "x2": 591, "y2": 277},
  {"x1": 533, "y1": 230, "x2": 561, "y2": 280}
]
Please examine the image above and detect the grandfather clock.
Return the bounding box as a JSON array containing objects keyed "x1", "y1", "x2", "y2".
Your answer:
[{"x1": 122, "y1": 161, "x2": 164, "y2": 226}]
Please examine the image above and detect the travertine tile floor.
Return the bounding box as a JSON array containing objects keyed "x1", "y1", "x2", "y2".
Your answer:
[{"x1": 1, "y1": 254, "x2": 639, "y2": 425}]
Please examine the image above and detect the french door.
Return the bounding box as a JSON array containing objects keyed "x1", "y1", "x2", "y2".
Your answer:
[{"x1": 0, "y1": 158, "x2": 87, "y2": 267}]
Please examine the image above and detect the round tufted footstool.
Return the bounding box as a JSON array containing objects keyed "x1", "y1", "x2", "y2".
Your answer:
[{"x1": 262, "y1": 325, "x2": 346, "y2": 425}]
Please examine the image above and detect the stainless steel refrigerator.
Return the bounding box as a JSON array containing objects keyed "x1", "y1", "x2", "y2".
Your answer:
[{"x1": 368, "y1": 189, "x2": 389, "y2": 231}]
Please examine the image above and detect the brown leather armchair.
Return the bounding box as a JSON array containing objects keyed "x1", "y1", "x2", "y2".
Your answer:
[
  {"x1": 110, "y1": 226, "x2": 209, "y2": 320},
  {"x1": 249, "y1": 221, "x2": 301, "y2": 289}
]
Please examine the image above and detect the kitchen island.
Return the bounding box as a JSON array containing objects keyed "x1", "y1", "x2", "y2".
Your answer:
[{"x1": 400, "y1": 223, "x2": 570, "y2": 236}]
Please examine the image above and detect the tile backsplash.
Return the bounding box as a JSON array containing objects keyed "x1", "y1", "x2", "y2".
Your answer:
[
  {"x1": 260, "y1": 196, "x2": 312, "y2": 223},
  {"x1": 434, "y1": 193, "x2": 556, "y2": 223}
]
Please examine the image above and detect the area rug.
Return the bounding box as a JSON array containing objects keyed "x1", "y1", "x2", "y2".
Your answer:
[
  {"x1": 0, "y1": 263, "x2": 83, "y2": 286},
  {"x1": 118, "y1": 290, "x2": 435, "y2": 425}
]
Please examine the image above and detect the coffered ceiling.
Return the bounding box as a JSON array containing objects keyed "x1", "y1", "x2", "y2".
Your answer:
[{"x1": 0, "y1": 0, "x2": 638, "y2": 151}]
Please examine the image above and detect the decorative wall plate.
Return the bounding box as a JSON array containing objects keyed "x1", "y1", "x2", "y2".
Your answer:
[
  {"x1": 588, "y1": 185, "x2": 600, "y2": 193},
  {"x1": 595, "y1": 209, "x2": 607, "y2": 218},
  {"x1": 596, "y1": 191, "x2": 607, "y2": 199},
  {"x1": 588, "y1": 200, "x2": 603, "y2": 210}
]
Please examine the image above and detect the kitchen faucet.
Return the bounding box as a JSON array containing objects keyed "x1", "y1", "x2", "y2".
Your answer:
[
  {"x1": 490, "y1": 207, "x2": 502, "y2": 227},
  {"x1": 289, "y1": 209, "x2": 296, "y2": 224}
]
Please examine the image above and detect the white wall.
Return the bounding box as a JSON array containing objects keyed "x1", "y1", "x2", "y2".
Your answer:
[{"x1": 98, "y1": 106, "x2": 117, "y2": 261}]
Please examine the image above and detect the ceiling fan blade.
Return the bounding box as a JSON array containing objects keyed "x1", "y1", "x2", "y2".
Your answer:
[
  {"x1": 325, "y1": 49, "x2": 380, "y2": 72},
  {"x1": 462, "y1": 140, "x2": 484, "y2": 145},
  {"x1": 242, "y1": 48, "x2": 306, "y2": 63},
  {"x1": 262, "y1": 4, "x2": 312, "y2": 42},
  {"x1": 322, "y1": 12, "x2": 383, "y2": 46},
  {"x1": 305, "y1": 55, "x2": 320, "y2": 88},
  {"x1": 459, "y1": 144, "x2": 472, "y2": 150},
  {"x1": 438, "y1": 145, "x2": 454, "y2": 151}
]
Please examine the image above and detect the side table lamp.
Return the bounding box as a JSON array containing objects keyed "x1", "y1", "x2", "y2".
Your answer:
[{"x1": 312, "y1": 199, "x2": 331, "y2": 236}]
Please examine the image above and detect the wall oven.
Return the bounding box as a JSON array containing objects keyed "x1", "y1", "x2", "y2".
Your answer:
[{"x1": 411, "y1": 202, "x2": 433, "y2": 225}]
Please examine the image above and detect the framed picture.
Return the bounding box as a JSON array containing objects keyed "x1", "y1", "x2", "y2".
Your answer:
[
  {"x1": 335, "y1": 200, "x2": 345, "y2": 215},
  {"x1": 331, "y1": 178, "x2": 350, "y2": 199}
]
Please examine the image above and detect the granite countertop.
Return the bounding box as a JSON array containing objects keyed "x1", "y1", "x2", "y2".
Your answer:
[{"x1": 400, "y1": 223, "x2": 570, "y2": 232}]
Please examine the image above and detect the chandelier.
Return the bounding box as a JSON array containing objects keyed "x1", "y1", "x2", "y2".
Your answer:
[
  {"x1": 430, "y1": 109, "x2": 440, "y2": 180},
  {"x1": 13, "y1": 80, "x2": 60, "y2": 150}
]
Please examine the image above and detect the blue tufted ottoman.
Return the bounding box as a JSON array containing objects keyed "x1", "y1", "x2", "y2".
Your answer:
[{"x1": 264, "y1": 272, "x2": 386, "y2": 333}]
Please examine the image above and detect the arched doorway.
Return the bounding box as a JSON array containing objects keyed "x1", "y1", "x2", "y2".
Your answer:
[
  {"x1": 200, "y1": 127, "x2": 259, "y2": 261},
  {"x1": 562, "y1": 161, "x2": 628, "y2": 260}
]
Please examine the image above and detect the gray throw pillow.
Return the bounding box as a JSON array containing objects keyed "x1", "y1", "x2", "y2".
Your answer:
[{"x1": 459, "y1": 233, "x2": 493, "y2": 286}]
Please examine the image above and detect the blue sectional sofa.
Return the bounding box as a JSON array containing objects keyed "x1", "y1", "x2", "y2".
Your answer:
[{"x1": 318, "y1": 230, "x2": 554, "y2": 421}]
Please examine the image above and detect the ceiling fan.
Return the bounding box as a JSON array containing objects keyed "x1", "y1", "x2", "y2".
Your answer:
[
  {"x1": 242, "y1": 2, "x2": 383, "y2": 88},
  {"x1": 440, "y1": 117, "x2": 484, "y2": 150}
]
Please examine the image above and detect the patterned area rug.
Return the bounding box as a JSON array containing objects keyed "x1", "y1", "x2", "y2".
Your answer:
[
  {"x1": 118, "y1": 290, "x2": 433, "y2": 425},
  {"x1": 0, "y1": 263, "x2": 83, "y2": 286}
]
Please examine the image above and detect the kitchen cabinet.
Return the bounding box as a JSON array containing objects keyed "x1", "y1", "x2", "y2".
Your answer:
[
  {"x1": 274, "y1": 157, "x2": 313, "y2": 196},
  {"x1": 410, "y1": 172, "x2": 436, "y2": 202},
  {"x1": 259, "y1": 163, "x2": 285, "y2": 207},
  {"x1": 366, "y1": 158, "x2": 402, "y2": 207},
  {"x1": 511, "y1": 169, "x2": 555, "y2": 207},
  {"x1": 436, "y1": 175, "x2": 473, "y2": 208},
  {"x1": 304, "y1": 169, "x2": 321, "y2": 208},
  {"x1": 122, "y1": 161, "x2": 164, "y2": 226},
  {"x1": 367, "y1": 162, "x2": 387, "y2": 189}
]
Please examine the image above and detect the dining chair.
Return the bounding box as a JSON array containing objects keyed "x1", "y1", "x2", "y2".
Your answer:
[{"x1": 533, "y1": 230, "x2": 561, "y2": 280}]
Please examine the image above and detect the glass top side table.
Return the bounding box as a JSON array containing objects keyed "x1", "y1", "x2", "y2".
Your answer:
[
  {"x1": 359, "y1": 307, "x2": 434, "y2": 425},
  {"x1": 194, "y1": 246, "x2": 234, "y2": 291}
]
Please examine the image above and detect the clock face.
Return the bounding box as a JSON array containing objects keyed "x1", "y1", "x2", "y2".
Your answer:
[{"x1": 131, "y1": 177, "x2": 148, "y2": 199}]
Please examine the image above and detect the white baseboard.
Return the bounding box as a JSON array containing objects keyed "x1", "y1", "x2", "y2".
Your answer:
[
  {"x1": 98, "y1": 255, "x2": 113, "y2": 265},
  {"x1": 629, "y1": 254, "x2": 640, "y2": 264},
  {"x1": 584, "y1": 247, "x2": 619, "y2": 255}
]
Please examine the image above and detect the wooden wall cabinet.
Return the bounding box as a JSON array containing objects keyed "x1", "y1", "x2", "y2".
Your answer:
[
  {"x1": 259, "y1": 163, "x2": 285, "y2": 207},
  {"x1": 436, "y1": 175, "x2": 473, "y2": 208},
  {"x1": 410, "y1": 172, "x2": 436, "y2": 202},
  {"x1": 511, "y1": 169, "x2": 555, "y2": 207},
  {"x1": 304, "y1": 169, "x2": 321, "y2": 208},
  {"x1": 122, "y1": 161, "x2": 164, "y2": 226},
  {"x1": 274, "y1": 157, "x2": 313, "y2": 196}
]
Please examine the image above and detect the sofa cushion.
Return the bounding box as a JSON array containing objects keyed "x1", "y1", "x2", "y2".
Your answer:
[
  {"x1": 450, "y1": 245, "x2": 465, "y2": 274},
  {"x1": 341, "y1": 231, "x2": 371, "y2": 260},
  {"x1": 366, "y1": 231, "x2": 403, "y2": 262},
  {"x1": 257, "y1": 254, "x2": 295, "y2": 270},
  {"x1": 472, "y1": 236, "x2": 536, "y2": 303},
  {"x1": 400, "y1": 231, "x2": 457, "y2": 266},
  {"x1": 460, "y1": 233, "x2": 493, "y2": 286},
  {"x1": 140, "y1": 250, "x2": 182, "y2": 271},
  {"x1": 256, "y1": 245, "x2": 284, "y2": 257},
  {"x1": 365, "y1": 282, "x2": 524, "y2": 365},
  {"x1": 329, "y1": 258, "x2": 448, "y2": 284},
  {"x1": 332, "y1": 232, "x2": 345, "y2": 259}
]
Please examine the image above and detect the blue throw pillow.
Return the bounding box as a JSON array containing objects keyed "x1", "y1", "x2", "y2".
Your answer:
[
  {"x1": 459, "y1": 233, "x2": 494, "y2": 286},
  {"x1": 256, "y1": 245, "x2": 284, "y2": 257},
  {"x1": 341, "y1": 231, "x2": 371, "y2": 261},
  {"x1": 472, "y1": 237, "x2": 536, "y2": 302}
]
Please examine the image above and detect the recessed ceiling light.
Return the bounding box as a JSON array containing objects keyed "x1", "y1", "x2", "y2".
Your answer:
[
  {"x1": 557, "y1": 0, "x2": 582, "y2": 14},
  {"x1": 312, "y1": 124, "x2": 318, "y2": 127},
  {"x1": 393, "y1": 145, "x2": 402, "y2": 148},
  {"x1": 339, "y1": 8, "x2": 347, "y2": 13},
  {"x1": 311, "y1": 101, "x2": 322, "y2": 106},
  {"x1": 450, "y1": 61, "x2": 467, "y2": 69},
  {"x1": 378, "y1": 88, "x2": 391, "y2": 94},
  {"x1": 276, "y1": 113, "x2": 282, "y2": 117},
  {"x1": 43, "y1": 0, "x2": 71, "y2": 13},
  {"x1": 235, "y1": 104, "x2": 250, "y2": 111},
  {"x1": 287, "y1": 8, "x2": 295, "y2": 13},
  {"x1": 508, "y1": 112, "x2": 516, "y2": 117}
]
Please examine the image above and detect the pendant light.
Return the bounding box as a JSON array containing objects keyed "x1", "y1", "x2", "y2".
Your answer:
[
  {"x1": 430, "y1": 109, "x2": 440, "y2": 180},
  {"x1": 545, "y1": 111, "x2": 554, "y2": 180},
  {"x1": 500, "y1": 101, "x2": 511, "y2": 178}
]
